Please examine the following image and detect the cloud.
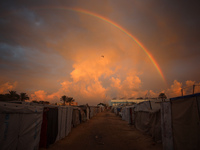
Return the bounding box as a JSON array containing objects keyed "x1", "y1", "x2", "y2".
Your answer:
[
  {"x1": 166, "y1": 80, "x2": 182, "y2": 98},
  {"x1": 165, "y1": 80, "x2": 200, "y2": 98},
  {"x1": 1, "y1": 1, "x2": 199, "y2": 105},
  {"x1": 0, "y1": 81, "x2": 17, "y2": 94}
]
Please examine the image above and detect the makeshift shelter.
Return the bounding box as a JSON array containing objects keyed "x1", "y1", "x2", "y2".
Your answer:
[
  {"x1": 161, "y1": 93, "x2": 200, "y2": 150},
  {"x1": 72, "y1": 107, "x2": 81, "y2": 127},
  {"x1": 121, "y1": 106, "x2": 135, "y2": 124},
  {"x1": 39, "y1": 106, "x2": 58, "y2": 148},
  {"x1": 134, "y1": 109, "x2": 161, "y2": 142},
  {"x1": 78, "y1": 105, "x2": 90, "y2": 121},
  {"x1": 134, "y1": 101, "x2": 151, "y2": 111},
  {"x1": 65, "y1": 106, "x2": 73, "y2": 136},
  {"x1": 133, "y1": 101, "x2": 161, "y2": 142},
  {"x1": 0, "y1": 102, "x2": 43, "y2": 150},
  {"x1": 56, "y1": 106, "x2": 67, "y2": 141},
  {"x1": 56, "y1": 106, "x2": 73, "y2": 141},
  {"x1": 89, "y1": 106, "x2": 95, "y2": 118}
]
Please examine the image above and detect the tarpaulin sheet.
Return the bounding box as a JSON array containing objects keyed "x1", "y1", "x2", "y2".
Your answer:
[
  {"x1": 90, "y1": 106, "x2": 95, "y2": 118},
  {"x1": 171, "y1": 95, "x2": 200, "y2": 150},
  {"x1": 0, "y1": 113, "x2": 20, "y2": 150},
  {"x1": 47, "y1": 107, "x2": 58, "y2": 147},
  {"x1": 56, "y1": 106, "x2": 67, "y2": 141},
  {"x1": 134, "y1": 101, "x2": 151, "y2": 112},
  {"x1": 65, "y1": 106, "x2": 73, "y2": 136},
  {"x1": 150, "y1": 101, "x2": 161, "y2": 111},
  {"x1": 134, "y1": 110, "x2": 161, "y2": 142},
  {"x1": 72, "y1": 108, "x2": 80, "y2": 127},
  {"x1": 39, "y1": 109, "x2": 48, "y2": 148},
  {"x1": 0, "y1": 102, "x2": 43, "y2": 150}
]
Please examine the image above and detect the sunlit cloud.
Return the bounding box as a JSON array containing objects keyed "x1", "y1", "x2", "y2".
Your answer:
[
  {"x1": 0, "y1": 1, "x2": 199, "y2": 105},
  {"x1": 0, "y1": 82, "x2": 17, "y2": 94}
]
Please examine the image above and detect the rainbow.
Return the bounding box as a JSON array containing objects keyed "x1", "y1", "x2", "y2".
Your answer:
[{"x1": 35, "y1": 7, "x2": 166, "y2": 84}]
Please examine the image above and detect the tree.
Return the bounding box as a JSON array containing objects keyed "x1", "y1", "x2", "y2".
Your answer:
[
  {"x1": 60, "y1": 95, "x2": 67, "y2": 106},
  {"x1": 20, "y1": 93, "x2": 29, "y2": 101},
  {"x1": 60, "y1": 95, "x2": 75, "y2": 106},
  {"x1": 7, "y1": 91, "x2": 20, "y2": 100},
  {"x1": 66, "y1": 97, "x2": 74, "y2": 106},
  {"x1": 158, "y1": 93, "x2": 167, "y2": 102}
]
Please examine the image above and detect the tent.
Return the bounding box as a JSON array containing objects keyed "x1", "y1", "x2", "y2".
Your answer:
[
  {"x1": 78, "y1": 105, "x2": 90, "y2": 121},
  {"x1": 161, "y1": 93, "x2": 200, "y2": 150},
  {"x1": 0, "y1": 102, "x2": 43, "y2": 150},
  {"x1": 65, "y1": 106, "x2": 73, "y2": 136},
  {"x1": 56, "y1": 106, "x2": 67, "y2": 141},
  {"x1": 39, "y1": 106, "x2": 58, "y2": 148},
  {"x1": 72, "y1": 107, "x2": 81, "y2": 127},
  {"x1": 134, "y1": 101, "x2": 161, "y2": 142},
  {"x1": 171, "y1": 93, "x2": 200, "y2": 150}
]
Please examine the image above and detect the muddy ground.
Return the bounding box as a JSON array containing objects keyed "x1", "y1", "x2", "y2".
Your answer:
[{"x1": 42, "y1": 110, "x2": 162, "y2": 150}]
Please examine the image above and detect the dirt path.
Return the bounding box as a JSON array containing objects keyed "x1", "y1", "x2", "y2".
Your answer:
[{"x1": 44, "y1": 110, "x2": 162, "y2": 150}]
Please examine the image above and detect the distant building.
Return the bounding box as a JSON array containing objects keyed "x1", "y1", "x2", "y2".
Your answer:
[{"x1": 108, "y1": 99, "x2": 149, "y2": 106}]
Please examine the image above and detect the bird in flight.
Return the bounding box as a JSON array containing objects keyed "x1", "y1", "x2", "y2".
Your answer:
[{"x1": 101, "y1": 55, "x2": 104, "y2": 58}]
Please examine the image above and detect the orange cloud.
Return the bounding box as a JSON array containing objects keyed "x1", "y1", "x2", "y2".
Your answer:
[
  {"x1": 166, "y1": 80, "x2": 182, "y2": 97},
  {"x1": 0, "y1": 82, "x2": 18, "y2": 94}
]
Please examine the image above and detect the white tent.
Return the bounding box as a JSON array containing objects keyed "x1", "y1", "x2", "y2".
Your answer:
[
  {"x1": 56, "y1": 106, "x2": 67, "y2": 141},
  {"x1": 65, "y1": 106, "x2": 73, "y2": 136},
  {"x1": 0, "y1": 102, "x2": 43, "y2": 150},
  {"x1": 134, "y1": 101, "x2": 151, "y2": 112},
  {"x1": 56, "y1": 106, "x2": 73, "y2": 141}
]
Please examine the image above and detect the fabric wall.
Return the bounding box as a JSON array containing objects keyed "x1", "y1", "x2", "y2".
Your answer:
[
  {"x1": 0, "y1": 113, "x2": 20, "y2": 150},
  {"x1": 72, "y1": 108, "x2": 80, "y2": 127},
  {"x1": 0, "y1": 102, "x2": 43, "y2": 150},
  {"x1": 86, "y1": 107, "x2": 90, "y2": 120},
  {"x1": 150, "y1": 101, "x2": 161, "y2": 111},
  {"x1": 46, "y1": 107, "x2": 58, "y2": 147},
  {"x1": 134, "y1": 110, "x2": 161, "y2": 142},
  {"x1": 171, "y1": 96, "x2": 200, "y2": 150},
  {"x1": 65, "y1": 106, "x2": 73, "y2": 136},
  {"x1": 39, "y1": 109, "x2": 48, "y2": 148},
  {"x1": 121, "y1": 107, "x2": 126, "y2": 120},
  {"x1": 134, "y1": 101, "x2": 151, "y2": 112},
  {"x1": 56, "y1": 106, "x2": 67, "y2": 141}
]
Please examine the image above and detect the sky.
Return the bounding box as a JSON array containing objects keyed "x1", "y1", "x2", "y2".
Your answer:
[{"x1": 0, "y1": 0, "x2": 200, "y2": 105}]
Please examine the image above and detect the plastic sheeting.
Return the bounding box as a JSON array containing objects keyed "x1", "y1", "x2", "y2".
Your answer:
[
  {"x1": 134, "y1": 110, "x2": 161, "y2": 142},
  {"x1": 134, "y1": 101, "x2": 151, "y2": 112},
  {"x1": 80, "y1": 109, "x2": 87, "y2": 122},
  {"x1": 89, "y1": 106, "x2": 95, "y2": 118},
  {"x1": 72, "y1": 108, "x2": 81, "y2": 127},
  {"x1": 39, "y1": 109, "x2": 48, "y2": 148},
  {"x1": 47, "y1": 107, "x2": 58, "y2": 147},
  {"x1": 150, "y1": 101, "x2": 161, "y2": 111},
  {"x1": 0, "y1": 102, "x2": 43, "y2": 150},
  {"x1": 65, "y1": 106, "x2": 73, "y2": 136},
  {"x1": 56, "y1": 106, "x2": 67, "y2": 141},
  {"x1": 78, "y1": 105, "x2": 90, "y2": 121},
  {"x1": 171, "y1": 94, "x2": 200, "y2": 150},
  {"x1": 121, "y1": 106, "x2": 135, "y2": 124}
]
